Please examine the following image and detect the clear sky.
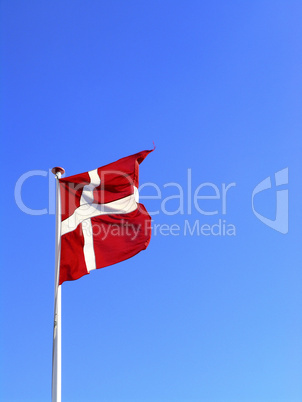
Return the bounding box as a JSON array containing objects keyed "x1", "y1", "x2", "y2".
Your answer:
[{"x1": 1, "y1": 1, "x2": 302, "y2": 401}]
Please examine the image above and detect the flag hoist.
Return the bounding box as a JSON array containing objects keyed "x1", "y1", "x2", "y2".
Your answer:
[{"x1": 51, "y1": 149, "x2": 154, "y2": 401}]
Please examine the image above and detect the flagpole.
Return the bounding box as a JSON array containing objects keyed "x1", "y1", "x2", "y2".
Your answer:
[{"x1": 51, "y1": 167, "x2": 65, "y2": 402}]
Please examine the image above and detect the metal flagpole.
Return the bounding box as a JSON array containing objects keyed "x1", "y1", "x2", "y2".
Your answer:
[{"x1": 51, "y1": 167, "x2": 65, "y2": 402}]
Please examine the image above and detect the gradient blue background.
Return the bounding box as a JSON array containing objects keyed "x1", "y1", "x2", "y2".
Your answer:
[{"x1": 1, "y1": 1, "x2": 302, "y2": 401}]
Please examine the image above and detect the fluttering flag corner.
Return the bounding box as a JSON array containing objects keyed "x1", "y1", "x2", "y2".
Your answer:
[{"x1": 58, "y1": 148, "x2": 154, "y2": 285}]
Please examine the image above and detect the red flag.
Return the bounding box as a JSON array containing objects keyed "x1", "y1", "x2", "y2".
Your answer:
[{"x1": 58, "y1": 149, "x2": 153, "y2": 285}]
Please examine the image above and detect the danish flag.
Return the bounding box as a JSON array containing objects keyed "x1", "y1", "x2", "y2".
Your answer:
[{"x1": 58, "y1": 149, "x2": 153, "y2": 285}]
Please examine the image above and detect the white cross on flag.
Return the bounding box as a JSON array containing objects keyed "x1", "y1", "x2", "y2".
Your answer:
[{"x1": 58, "y1": 149, "x2": 153, "y2": 284}]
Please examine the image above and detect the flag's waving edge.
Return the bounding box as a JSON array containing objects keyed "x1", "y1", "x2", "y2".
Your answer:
[{"x1": 58, "y1": 149, "x2": 154, "y2": 285}]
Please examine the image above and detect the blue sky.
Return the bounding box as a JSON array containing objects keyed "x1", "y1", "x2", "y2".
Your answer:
[{"x1": 1, "y1": 1, "x2": 302, "y2": 401}]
